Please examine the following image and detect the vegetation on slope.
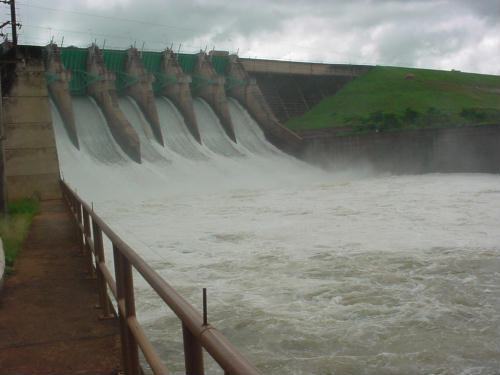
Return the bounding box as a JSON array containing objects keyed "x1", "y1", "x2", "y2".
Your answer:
[
  {"x1": 1, "y1": 199, "x2": 39, "y2": 272},
  {"x1": 286, "y1": 66, "x2": 500, "y2": 134}
]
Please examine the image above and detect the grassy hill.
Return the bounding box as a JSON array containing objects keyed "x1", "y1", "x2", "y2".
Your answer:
[{"x1": 286, "y1": 66, "x2": 500, "y2": 134}]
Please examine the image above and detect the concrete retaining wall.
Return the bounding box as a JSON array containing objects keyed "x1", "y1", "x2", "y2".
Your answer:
[
  {"x1": 3, "y1": 58, "x2": 61, "y2": 200},
  {"x1": 300, "y1": 125, "x2": 500, "y2": 174}
]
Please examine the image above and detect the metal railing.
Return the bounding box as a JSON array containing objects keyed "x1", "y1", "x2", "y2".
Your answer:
[{"x1": 60, "y1": 180, "x2": 261, "y2": 375}]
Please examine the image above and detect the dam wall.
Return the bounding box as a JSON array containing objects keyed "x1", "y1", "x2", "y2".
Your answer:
[
  {"x1": 240, "y1": 58, "x2": 371, "y2": 76},
  {"x1": 4, "y1": 44, "x2": 497, "y2": 183},
  {"x1": 239, "y1": 59, "x2": 372, "y2": 124},
  {"x1": 2, "y1": 46, "x2": 61, "y2": 200},
  {"x1": 301, "y1": 124, "x2": 500, "y2": 174},
  {"x1": 250, "y1": 73, "x2": 356, "y2": 124}
]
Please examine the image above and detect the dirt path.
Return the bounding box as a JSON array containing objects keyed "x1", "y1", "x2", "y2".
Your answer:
[{"x1": 0, "y1": 199, "x2": 121, "y2": 375}]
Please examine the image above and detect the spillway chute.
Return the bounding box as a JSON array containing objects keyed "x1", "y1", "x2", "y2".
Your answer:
[
  {"x1": 193, "y1": 98, "x2": 243, "y2": 158},
  {"x1": 71, "y1": 96, "x2": 130, "y2": 164},
  {"x1": 156, "y1": 97, "x2": 208, "y2": 160},
  {"x1": 118, "y1": 96, "x2": 170, "y2": 163},
  {"x1": 228, "y1": 98, "x2": 282, "y2": 157}
]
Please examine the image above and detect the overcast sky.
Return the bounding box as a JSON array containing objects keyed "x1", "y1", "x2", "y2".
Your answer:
[{"x1": 10, "y1": 0, "x2": 500, "y2": 74}]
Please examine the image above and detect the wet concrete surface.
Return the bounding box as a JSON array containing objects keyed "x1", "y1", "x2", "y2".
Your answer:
[{"x1": 0, "y1": 199, "x2": 121, "y2": 375}]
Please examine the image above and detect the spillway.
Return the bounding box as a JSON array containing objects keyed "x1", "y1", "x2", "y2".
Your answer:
[
  {"x1": 228, "y1": 98, "x2": 281, "y2": 156},
  {"x1": 155, "y1": 97, "x2": 207, "y2": 160},
  {"x1": 50, "y1": 96, "x2": 500, "y2": 375},
  {"x1": 118, "y1": 96, "x2": 169, "y2": 163},
  {"x1": 193, "y1": 98, "x2": 243, "y2": 157},
  {"x1": 72, "y1": 97, "x2": 128, "y2": 164}
]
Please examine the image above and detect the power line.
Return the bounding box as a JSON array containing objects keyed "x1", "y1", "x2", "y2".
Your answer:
[
  {"x1": 20, "y1": 23, "x2": 216, "y2": 53},
  {"x1": 16, "y1": 2, "x2": 198, "y2": 34}
]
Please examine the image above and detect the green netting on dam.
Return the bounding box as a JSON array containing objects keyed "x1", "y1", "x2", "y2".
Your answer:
[
  {"x1": 60, "y1": 47, "x2": 89, "y2": 95},
  {"x1": 58, "y1": 47, "x2": 230, "y2": 95},
  {"x1": 142, "y1": 51, "x2": 162, "y2": 73},
  {"x1": 177, "y1": 53, "x2": 197, "y2": 74},
  {"x1": 211, "y1": 55, "x2": 229, "y2": 75}
]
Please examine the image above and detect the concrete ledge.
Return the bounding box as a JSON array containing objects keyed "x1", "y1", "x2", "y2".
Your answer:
[
  {"x1": 2, "y1": 97, "x2": 52, "y2": 124},
  {"x1": 4, "y1": 122, "x2": 56, "y2": 149},
  {"x1": 6, "y1": 174, "x2": 61, "y2": 201},
  {"x1": 5, "y1": 148, "x2": 60, "y2": 176}
]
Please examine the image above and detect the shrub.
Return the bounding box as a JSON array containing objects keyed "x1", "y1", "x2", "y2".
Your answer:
[
  {"x1": 461, "y1": 108, "x2": 487, "y2": 121},
  {"x1": 403, "y1": 108, "x2": 419, "y2": 124},
  {"x1": 1, "y1": 198, "x2": 39, "y2": 269}
]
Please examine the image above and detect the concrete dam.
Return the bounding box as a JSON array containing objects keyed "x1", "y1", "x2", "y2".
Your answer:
[
  {"x1": 3, "y1": 43, "x2": 371, "y2": 201},
  {"x1": 2, "y1": 43, "x2": 500, "y2": 374}
]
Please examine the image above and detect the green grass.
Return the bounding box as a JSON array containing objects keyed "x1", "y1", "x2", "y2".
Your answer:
[
  {"x1": 286, "y1": 66, "x2": 500, "y2": 133},
  {"x1": 1, "y1": 198, "x2": 39, "y2": 271}
]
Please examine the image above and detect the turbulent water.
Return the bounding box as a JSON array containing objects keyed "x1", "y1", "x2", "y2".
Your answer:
[{"x1": 52, "y1": 97, "x2": 500, "y2": 375}]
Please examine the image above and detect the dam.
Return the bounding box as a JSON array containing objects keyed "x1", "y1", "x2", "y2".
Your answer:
[{"x1": 1, "y1": 42, "x2": 500, "y2": 374}]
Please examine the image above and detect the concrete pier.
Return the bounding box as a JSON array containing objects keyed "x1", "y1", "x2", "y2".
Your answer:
[
  {"x1": 124, "y1": 48, "x2": 164, "y2": 146},
  {"x1": 45, "y1": 44, "x2": 79, "y2": 149},
  {"x1": 194, "y1": 51, "x2": 236, "y2": 142},
  {"x1": 161, "y1": 49, "x2": 201, "y2": 143},
  {"x1": 86, "y1": 44, "x2": 141, "y2": 163},
  {"x1": 227, "y1": 54, "x2": 302, "y2": 153}
]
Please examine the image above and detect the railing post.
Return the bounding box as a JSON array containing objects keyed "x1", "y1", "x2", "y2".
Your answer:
[
  {"x1": 92, "y1": 220, "x2": 113, "y2": 318},
  {"x1": 182, "y1": 323, "x2": 204, "y2": 375},
  {"x1": 114, "y1": 245, "x2": 140, "y2": 375},
  {"x1": 76, "y1": 200, "x2": 84, "y2": 255},
  {"x1": 83, "y1": 207, "x2": 96, "y2": 278}
]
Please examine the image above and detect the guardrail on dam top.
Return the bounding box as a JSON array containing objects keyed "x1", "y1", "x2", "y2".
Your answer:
[{"x1": 60, "y1": 180, "x2": 261, "y2": 375}]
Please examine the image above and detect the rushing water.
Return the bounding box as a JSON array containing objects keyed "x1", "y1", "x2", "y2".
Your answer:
[{"x1": 52, "y1": 98, "x2": 500, "y2": 374}]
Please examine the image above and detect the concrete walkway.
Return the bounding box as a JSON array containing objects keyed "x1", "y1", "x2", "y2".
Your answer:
[{"x1": 0, "y1": 199, "x2": 121, "y2": 375}]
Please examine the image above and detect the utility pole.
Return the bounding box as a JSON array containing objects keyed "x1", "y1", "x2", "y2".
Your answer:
[
  {"x1": 0, "y1": 0, "x2": 20, "y2": 45},
  {"x1": 9, "y1": 0, "x2": 16, "y2": 45},
  {"x1": 0, "y1": 0, "x2": 17, "y2": 214},
  {"x1": 0, "y1": 71, "x2": 6, "y2": 216}
]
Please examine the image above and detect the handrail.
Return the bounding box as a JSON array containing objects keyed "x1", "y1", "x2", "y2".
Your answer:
[{"x1": 60, "y1": 179, "x2": 262, "y2": 375}]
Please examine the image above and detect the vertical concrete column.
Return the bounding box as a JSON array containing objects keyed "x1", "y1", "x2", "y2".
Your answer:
[
  {"x1": 44, "y1": 44, "x2": 79, "y2": 149},
  {"x1": 3, "y1": 55, "x2": 61, "y2": 200},
  {"x1": 226, "y1": 55, "x2": 302, "y2": 153},
  {"x1": 86, "y1": 44, "x2": 141, "y2": 163},
  {"x1": 160, "y1": 49, "x2": 201, "y2": 143},
  {"x1": 124, "y1": 48, "x2": 164, "y2": 146},
  {"x1": 193, "y1": 52, "x2": 236, "y2": 142}
]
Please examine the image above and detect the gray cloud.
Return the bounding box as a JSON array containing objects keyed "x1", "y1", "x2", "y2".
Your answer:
[{"x1": 15, "y1": 0, "x2": 500, "y2": 74}]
